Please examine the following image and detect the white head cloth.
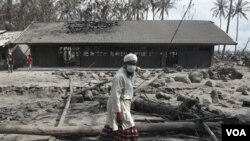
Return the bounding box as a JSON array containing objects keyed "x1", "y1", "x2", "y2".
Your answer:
[{"x1": 123, "y1": 53, "x2": 138, "y2": 62}]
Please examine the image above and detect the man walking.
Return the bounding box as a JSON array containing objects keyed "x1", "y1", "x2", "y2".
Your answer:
[{"x1": 99, "y1": 53, "x2": 139, "y2": 141}]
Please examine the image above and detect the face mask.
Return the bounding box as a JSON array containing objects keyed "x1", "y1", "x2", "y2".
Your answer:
[{"x1": 127, "y1": 65, "x2": 136, "y2": 73}]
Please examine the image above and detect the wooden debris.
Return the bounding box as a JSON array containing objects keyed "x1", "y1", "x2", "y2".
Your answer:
[
  {"x1": 71, "y1": 95, "x2": 84, "y2": 103},
  {"x1": 242, "y1": 99, "x2": 250, "y2": 107},
  {"x1": 133, "y1": 98, "x2": 196, "y2": 119},
  {"x1": 177, "y1": 95, "x2": 198, "y2": 112},
  {"x1": 179, "y1": 115, "x2": 224, "y2": 122},
  {"x1": 0, "y1": 122, "x2": 201, "y2": 136},
  {"x1": 201, "y1": 122, "x2": 218, "y2": 141},
  {"x1": 49, "y1": 77, "x2": 73, "y2": 141},
  {"x1": 61, "y1": 72, "x2": 70, "y2": 79},
  {"x1": 176, "y1": 134, "x2": 210, "y2": 141},
  {"x1": 77, "y1": 80, "x2": 111, "y2": 95},
  {"x1": 192, "y1": 113, "x2": 219, "y2": 141}
]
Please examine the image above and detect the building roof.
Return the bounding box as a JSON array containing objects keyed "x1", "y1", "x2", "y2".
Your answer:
[
  {"x1": 14, "y1": 20, "x2": 236, "y2": 45},
  {"x1": 0, "y1": 31, "x2": 22, "y2": 47}
]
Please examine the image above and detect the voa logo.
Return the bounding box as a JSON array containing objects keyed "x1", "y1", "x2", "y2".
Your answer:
[{"x1": 226, "y1": 129, "x2": 246, "y2": 136}]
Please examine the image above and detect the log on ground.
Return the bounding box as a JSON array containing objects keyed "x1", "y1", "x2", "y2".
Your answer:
[
  {"x1": 242, "y1": 99, "x2": 250, "y2": 107},
  {"x1": 133, "y1": 98, "x2": 195, "y2": 119},
  {"x1": 0, "y1": 122, "x2": 201, "y2": 136}
]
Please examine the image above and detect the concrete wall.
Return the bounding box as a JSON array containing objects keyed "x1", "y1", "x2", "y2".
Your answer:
[
  {"x1": 80, "y1": 56, "x2": 123, "y2": 68},
  {"x1": 178, "y1": 46, "x2": 213, "y2": 68},
  {"x1": 80, "y1": 56, "x2": 161, "y2": 68},
  {"x1": 30, "y1": 45, "x2": 213, "y2": 68},
  {"x1": 139, "y1": 56, "x2": 161, "y2": 68}
]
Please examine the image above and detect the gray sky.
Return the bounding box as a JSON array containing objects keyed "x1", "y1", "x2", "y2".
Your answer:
[{"x1": 148, "y1": 0, "x2": 250, "y2": 51}]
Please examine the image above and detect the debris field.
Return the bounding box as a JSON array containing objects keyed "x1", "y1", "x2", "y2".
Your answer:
[{"x1": 0, "y1": 64, "x2": 250, "y2": 141}]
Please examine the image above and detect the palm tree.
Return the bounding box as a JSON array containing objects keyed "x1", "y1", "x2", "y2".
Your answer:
[
  {"x1": 222, "y1": 0, "x2": 233, "y2": 59},
  {"x1": 211, "y1": 0, "x2": 228, "y2": 54},
  {"x1": 7, "y1": 0, "x2": 12, "y2": 29},
  {"x1": 156, "y1": 0, "x2": 175, "y2": 20},
  {"x1": 130, "y1": 0, "x2": 145, "y2": 20},
  {"x1": 211, "y1": 0, "x2": 228, "y2": 29},
  {"x1": 125, "y1": 0, "x2": 133, "y2": 20},
  {"x1": 150, "y1": 0, "x2": 158, "y2": 20},
  {"x1": 143, "y1": 0, "x2": 150, "y2": 20},
  {"x1": 241, "y1": 37, "x2": 250, "y2": 54},
  {"x1": 113, "y1": 0, "x2": 129, "y2": 20},
  {"x1": 232, "y1": 0, "x2": 250, "y2": 54}
]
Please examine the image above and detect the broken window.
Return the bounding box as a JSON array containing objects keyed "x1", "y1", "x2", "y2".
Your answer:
[{"x1": 58, "y1": 47, "x2": 80, "y2": 66}]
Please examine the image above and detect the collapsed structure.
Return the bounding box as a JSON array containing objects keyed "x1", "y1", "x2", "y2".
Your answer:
[
  {"x1": 13, "y1": 20, "x2": 236, "y2": 68},
  {"x1": 0, "y1": 31, "x2": 24, "y2": 69}
]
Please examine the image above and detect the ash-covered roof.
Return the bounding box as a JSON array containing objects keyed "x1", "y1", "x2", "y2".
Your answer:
[
  {"x1": 0, "y1": 31, "x2": 22, "y2": 47},
  {"x1": 14, "y1": 20, "x2": 236, "y2": 45}
]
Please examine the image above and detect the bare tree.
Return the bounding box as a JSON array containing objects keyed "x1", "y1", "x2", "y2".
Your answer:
[
  {"x1": 6, "y1": 0, "x2": 12, "y2": 29},
  {"x1": 55, "y1": 0, "x2": 81, "y2": 21},
  {"x1": 222, "y1": 0, "x2": 233, "y2": 59},
  {"x1": 241, "y1": 37, "x2": 250, "y2": 54}
]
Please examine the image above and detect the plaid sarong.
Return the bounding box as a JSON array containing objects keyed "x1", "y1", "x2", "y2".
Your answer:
[{"x1": 99, "y1": 125, "x2": 138, "y2": 141}]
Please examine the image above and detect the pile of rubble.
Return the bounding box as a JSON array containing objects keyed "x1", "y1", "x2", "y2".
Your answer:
[
  {"x1": 0, "y1": 101, "x2": 60, "y2": 125},
  {"x1": 65, "y1": 21, "x2": 119, "y2": 33},
  {"x1": 0, "y1": 66, "x2": 250, "y2": 140},
  {"x1": 214, "y1": 53, "x2": 250, "y2": 67}
]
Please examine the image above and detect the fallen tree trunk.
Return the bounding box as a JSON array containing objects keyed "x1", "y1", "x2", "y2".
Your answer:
[
  {"x1": 201, "y1": 122, "x2": 218, "y2": 141},
  {"x1": 57, "y1": 78, "x2": 74, "y2": 127},
  {"x1": 49, "y1": 77, "x2": 74, "y2": 141},
  {"x1": 0, "y1": 122, "x2": 200, "y2": 136},
  {"x1": 180, "y1": 115, "x2": 224, "y2": 122},
  {"x1": 193, "y1": 114, "x2": 218, "y2": 141},
  {"x1": 133, "y1": 98, "x2": 196, "y2": 119}
]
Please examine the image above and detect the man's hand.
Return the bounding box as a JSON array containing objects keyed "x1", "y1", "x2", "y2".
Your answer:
[{"x1": 116, "y1": 112, "x2": 124, "y2": 125}]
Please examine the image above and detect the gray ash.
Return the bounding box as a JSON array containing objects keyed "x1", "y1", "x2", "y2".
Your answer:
[{"x1": 65, "y1": 21, "x2": 119, "y2": 33}]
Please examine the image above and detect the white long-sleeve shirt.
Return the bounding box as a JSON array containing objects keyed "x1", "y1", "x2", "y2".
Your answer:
[{"x1": 106, "y1": 67, "x2": 136, "y2": 131}]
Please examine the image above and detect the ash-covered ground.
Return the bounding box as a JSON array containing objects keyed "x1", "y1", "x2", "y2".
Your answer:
[{"x1": 0, "y1": 64, "x2": 250, "y2": 141}]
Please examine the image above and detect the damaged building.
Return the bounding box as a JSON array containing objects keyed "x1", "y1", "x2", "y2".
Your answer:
[
  {"x1": 13, "y1": 20, "x2": 236, "y2": 68},
  {"x1": 0, "y1": 30, "x2": 27, "y2": 69}
]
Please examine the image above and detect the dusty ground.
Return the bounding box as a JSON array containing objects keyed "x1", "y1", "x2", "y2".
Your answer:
[{"x1": 0, "y1": 65, "x2": 250, "y2": 141}]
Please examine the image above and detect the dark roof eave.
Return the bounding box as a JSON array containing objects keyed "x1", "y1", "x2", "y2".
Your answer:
[{"x1": 12, "y1": 42, "x2": 237, "y2": 46}]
